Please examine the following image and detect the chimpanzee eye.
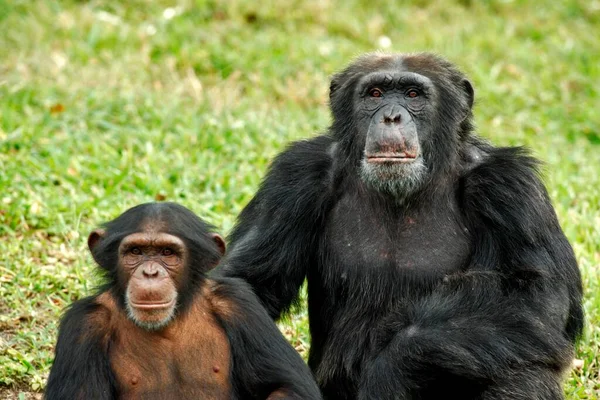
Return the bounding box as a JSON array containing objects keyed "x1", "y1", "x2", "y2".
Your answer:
[
  {"x1": 369, "y1": 88, "x2": 383, "y2": 98},
  {"x1": 162, "y1": 248, "x2": 174, "y2": 256},
  {"x1": 130, "y1": 247, "x2": 142, "y2": 255},
  {"x1": 406, "y1": 89, "x2": 420, "y2": 98}
]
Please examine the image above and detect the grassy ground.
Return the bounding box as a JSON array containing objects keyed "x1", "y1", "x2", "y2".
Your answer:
[{"x1": 0, "y1": 0, "x2": 598, "y2": 398}]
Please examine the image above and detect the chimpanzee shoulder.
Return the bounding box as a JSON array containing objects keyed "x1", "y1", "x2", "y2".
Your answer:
[
  {"x1": 252, "y1": 135, "x2": 336, "y2": 204},
  {"x1": 208, "y1": 276, "x2": 323, "y2": 400},
  {"x1": 54, "y1": 291, "x2": 117, "y2": 353},
  {"x1": 46, "y1": 294, "x2": 116, "y2": 400},
  {"x1": 462, "y1": 146, "x2": 562, "y2": 249},
  {"x1": 228, "y1": 134, "x2": 336, "y2": 254},
  {"x1": 460, "y1": 145, "x2": 583, "y2": 340}
]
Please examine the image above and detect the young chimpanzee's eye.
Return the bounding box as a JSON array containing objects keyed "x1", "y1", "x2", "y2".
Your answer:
[
  {"x1": 130, "y1": 247, "x2": 142, "y2": 255},
  {"x1": 162, "y1": 248, "x2": 174, "y2": 256}
]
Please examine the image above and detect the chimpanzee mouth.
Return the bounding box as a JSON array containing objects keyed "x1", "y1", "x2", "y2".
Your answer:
[
  {"x1": 130, "y1": 298, "x2": 176, "y2": 310},
  {"x1": 366, "y1": 153, "x2": 418, "y2": 164}
]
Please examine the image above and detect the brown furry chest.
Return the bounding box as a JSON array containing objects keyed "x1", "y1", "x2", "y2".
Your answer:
[{"x1": 105, "y1": 298, "x2": 231, "y2": 399}]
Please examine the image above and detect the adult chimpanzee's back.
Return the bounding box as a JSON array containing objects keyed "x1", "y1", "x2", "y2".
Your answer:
[{"x1": 216, "y1": 53, "x2": 583, "y2": 400}]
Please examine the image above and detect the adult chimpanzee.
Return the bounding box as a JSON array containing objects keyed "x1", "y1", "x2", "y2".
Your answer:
[
  {"x1": 217, "y1": 53, "x2": 584, "y2": 399},
  {"x1": 45, "y1": 202, "x2": 322, "y2": 400}
]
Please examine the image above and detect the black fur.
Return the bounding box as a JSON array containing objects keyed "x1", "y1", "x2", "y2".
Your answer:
[
  {"x1": 212, "y1": 276, "x2": 321, "y2": 399},
  {"x1": 46, "y1": 202, "x2": 322, "y2": 400},
  {"x1": 217, "y1": 53, "x2": 583, "y2": 399},
  {"x1": 45, "y1": 296, "x2": 117, "y2": 400}
]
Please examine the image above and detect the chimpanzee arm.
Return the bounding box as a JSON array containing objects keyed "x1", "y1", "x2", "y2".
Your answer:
[
  {"x1": 215, "y1": 136, "x2": 334, "y2": 319},
  {"x1": 358, "y1": 148, "x2": 583, "y2": 398},
  {"x1": 359, "y1": 271, "x2": 574, "y2": 399},
  {"x1": 45, "y1": 296, "x2": 116, "y2": 400},
  {"x1": 211, "y1": 277, "x2": 322, "y2": 400}
]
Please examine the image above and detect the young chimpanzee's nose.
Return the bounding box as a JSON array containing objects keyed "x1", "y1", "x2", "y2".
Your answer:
[{"x1": 142, "y1": 262, "x2": 160, "y2": 278}]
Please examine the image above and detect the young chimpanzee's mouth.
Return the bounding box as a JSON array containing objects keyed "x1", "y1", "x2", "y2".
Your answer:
[{"x1": 129, "y1": 298, "x2": 176, "y2": 310}]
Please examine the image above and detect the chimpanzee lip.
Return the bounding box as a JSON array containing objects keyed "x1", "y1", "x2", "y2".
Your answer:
[
  {"x1": 366, "y1": 153, "x2": 417, "y2": 163},
  {"x1": 130, "y1": 298, "x2": 176, "y2": 310}
]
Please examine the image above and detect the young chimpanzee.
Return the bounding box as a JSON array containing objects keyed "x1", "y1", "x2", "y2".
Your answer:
[{"x1": 45, "y1": 202, "x2": 321, "y2": 400}]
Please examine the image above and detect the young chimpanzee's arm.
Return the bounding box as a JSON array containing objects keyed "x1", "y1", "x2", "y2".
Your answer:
[
  {"x1": 45, "y1": 296, "x2": 116, "y2": 400},
  {"x1": 358, "y1": 148, "x2": 583, "y2": 399},
  {"x1": 211, "y1": 277, "x2": 322, "y2": 400},
  {"x1": 215, "y1": 136, "x2": 334, "y2": 319}
]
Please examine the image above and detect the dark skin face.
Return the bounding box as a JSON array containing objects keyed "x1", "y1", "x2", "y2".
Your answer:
[
  {"x1": 357, "y1": 71, "x2": 433, "y2": 163},
  {"x1": 328, "y1": 54, "x2": 475, "y2": 200},
  {"x1": 88, "y1": 228, "x2": 225, "y2": 331},
  {"x1": 354, "y1": 70, "x2": 436, "y2": 197}
]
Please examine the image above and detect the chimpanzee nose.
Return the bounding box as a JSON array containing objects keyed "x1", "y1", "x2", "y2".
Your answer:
[
  {"x1": 142, "y1": 263, "x2": 160, "y2": 278},
  {"x1": 383, "y1": 111, "x2": 402, "y2": 124}
]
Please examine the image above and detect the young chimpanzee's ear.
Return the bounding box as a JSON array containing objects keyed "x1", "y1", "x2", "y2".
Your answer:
[
  {"x1": 210, "y1": 233, "x2": 226, "y2": 256},
  {"x1": 88, "y1": 229, "x2": 106, "y2": 253}
]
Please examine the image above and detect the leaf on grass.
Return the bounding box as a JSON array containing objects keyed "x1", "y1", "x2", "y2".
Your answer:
[{"x1": 49, "y1": 104, "x2": 65, "y2": 114}]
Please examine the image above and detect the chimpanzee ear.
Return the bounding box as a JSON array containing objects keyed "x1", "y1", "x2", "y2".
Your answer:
[
  {"x1": 462, "y1": 79, "x2": 474, "y2": 111},
  {"x1": 210, "y1": 233, "x2": 226, "y2": 256},
  {"x1": 329, "y1": 74, "x2": 342, "y2": 100},
  {"x1": 455, "y1": 79, "x2": 475, "y2": 122},
  {"x1": 330, "y1": 70, "x2": 361, "y2": 104},
  {"x1": 88, "y1": 229, "x2": 106, "y2": 253}
]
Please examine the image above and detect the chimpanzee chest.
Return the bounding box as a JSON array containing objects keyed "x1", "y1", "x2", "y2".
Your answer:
[
  {"x1": 325, "y1": 192, "x2": 472, "y2": 280},
  {"x1": 109, "y1": 302, "x2": 231, "y2": 400},
  {"x1": 308, "y1": 192, "x2": 473, "y2": 390}
]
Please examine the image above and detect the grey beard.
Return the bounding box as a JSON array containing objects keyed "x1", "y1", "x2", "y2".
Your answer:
[{"x1": 359, "y1": 157, "x2": 428, "y2": 201}]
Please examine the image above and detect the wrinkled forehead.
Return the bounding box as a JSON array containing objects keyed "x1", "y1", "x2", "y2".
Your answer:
[
  {"x1": 347, "y1": 53, "x2": 402, "y2": 75},
  {"x1": 352, "y1": 53, "x2": 449, "y2": 80},
  {"x1": 117, "y1": 217, "x2": 177, "y2": 246},
  {"x1": 357, "y1": 70, "x2": 434, "y2": 91},
  {"x1": 119, "y1": 231, "x2": 185, "y2": 250}
]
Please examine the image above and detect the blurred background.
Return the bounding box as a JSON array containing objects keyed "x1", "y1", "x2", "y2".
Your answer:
[{"x1": 0, "y1": 0, "x2": 598, "y2": 398}]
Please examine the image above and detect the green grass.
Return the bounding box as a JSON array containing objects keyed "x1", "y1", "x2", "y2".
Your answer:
[{"x1": 0, "y1": 0, "x2": 598, "y2": 398}]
